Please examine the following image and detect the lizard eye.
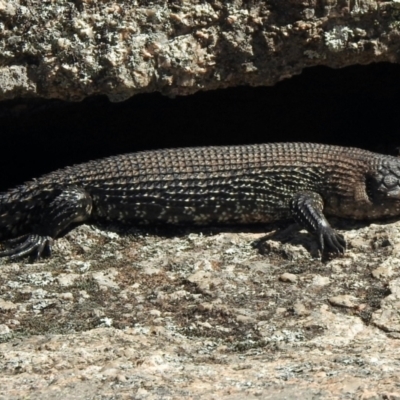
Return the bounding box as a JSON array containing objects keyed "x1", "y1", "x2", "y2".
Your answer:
[{"x1": 383, "y1": 174, "x2": 398, "y2": 188}]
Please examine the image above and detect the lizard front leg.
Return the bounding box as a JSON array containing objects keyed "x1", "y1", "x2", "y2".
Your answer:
[
  {"x1": 0, "y1": 186, "x2": 92, "y2": 259},
  {"x1": 289, "y1": 191, "x2": 346, "y2": 254}
]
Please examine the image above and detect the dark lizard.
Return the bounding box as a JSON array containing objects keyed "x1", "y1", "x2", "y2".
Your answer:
[{"x1": 1, "y1": 142, "x2": 400, "y2": 259}]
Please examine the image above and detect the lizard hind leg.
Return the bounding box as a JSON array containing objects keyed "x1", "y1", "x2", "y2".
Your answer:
[
  {"x1": 0, "y1": 186, "x2": 92, "y2": 259},
  {"x1": 289, "y1": 191, "x2": 346, "y2": 254}
]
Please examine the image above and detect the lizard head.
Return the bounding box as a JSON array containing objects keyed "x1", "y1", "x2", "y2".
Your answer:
[{"x1": 367, "y1": 158, "x2": 400, "y2": 201}]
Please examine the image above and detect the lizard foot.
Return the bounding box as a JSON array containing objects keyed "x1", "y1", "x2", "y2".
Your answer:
[
  {"x1": 317, "y1": 225, "x2": 346, "y2": 254},
  {"x1": 0, "y1": 234, "x2": 53, "y2": 259}
]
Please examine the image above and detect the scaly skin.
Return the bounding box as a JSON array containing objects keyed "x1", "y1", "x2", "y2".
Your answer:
[{"x1": 1, "y1": 143, "x2": 400, "y2": 258}]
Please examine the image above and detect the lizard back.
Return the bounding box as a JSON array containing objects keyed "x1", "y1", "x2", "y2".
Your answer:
[{"x1": 25, "y1": 142, "x2": 380, "y2": 225}]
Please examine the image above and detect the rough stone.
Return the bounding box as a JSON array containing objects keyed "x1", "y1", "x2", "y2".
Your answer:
[
  {"x1": 0, "y1": 1, "x2": 399, "y2": 101},
  {"x1": 279, "y1": 272, "x2": 298, "y2": 283},
  {"x1": 329, "y1": 294, "x2": 359, "y2": 308},
  {"x1": 0, "y1": 221, "x2": 400, "y2": 398},
  {"x1": 0, "y1": 299, "x2": 17, "y2": 312}
]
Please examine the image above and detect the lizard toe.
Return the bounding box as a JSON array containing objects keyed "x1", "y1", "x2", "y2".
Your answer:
[
  {"x1": 318, "y1": 226, "x2": 346, "y2": 254},
  {"x1": 0, "y1": 234, "x2": 53, "y2": 259}
]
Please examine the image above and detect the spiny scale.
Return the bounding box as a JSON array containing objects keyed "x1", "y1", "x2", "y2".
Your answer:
[{"x1": 1, "y1": 142, "x2": 400, "y2": 258}]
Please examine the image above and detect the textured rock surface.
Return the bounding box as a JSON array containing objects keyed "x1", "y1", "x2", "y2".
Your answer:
[
  {"x1": 1, "y1": 0, "x2": 400, "y2": 101},
  {"x1": 1, "y1": 220, "x2": 400, "y2": 398}
]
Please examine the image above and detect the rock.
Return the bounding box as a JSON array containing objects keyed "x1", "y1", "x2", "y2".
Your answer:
[
  {"x1": 0, "y1": 1, "x2": 397, "y2": 101},
  {"x1": 58, "y1": 292, "x2": 74, "y2": 301},
  {"x1": 56, "y1": 273, "x2": 80, "y2": 287},
  {"x1": 1, "y1": 223, "x2": 400, "y2": 397},
  {"x1": 91, "y1": 268, "x2": 119, "y2": 289},
  {"x1": 0, "y1": 299, "x2": 17, "y2": 311},
  {"x1": 372, "y1": 264, "x2": 395, "y2": 280},
  {"x1": 311, "y1": 275, "x2": 330, "y2": 287},
  {"x1": 279, "y1": 273, "x2": 298, "y2": 283},
  {"x1": 0, "y1": 324, "x2": 11, "y2": 335},
  {"x1": 329, "y1": 295, "x2": 359, "y2": 308},
  {"x1": 236, "y1": 315, "x2": 256, "y2": 324},
  {"x1": 372, "y1": 278, "x2": 400, "y2": 333},
  {"x1": 293, "y1": 302, "x2": 310, "y2": 316}
]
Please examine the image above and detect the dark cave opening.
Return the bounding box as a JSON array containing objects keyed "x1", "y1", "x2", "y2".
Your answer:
[{"x1": 0, "y1": 62, "x2": 399, "y2": 191}]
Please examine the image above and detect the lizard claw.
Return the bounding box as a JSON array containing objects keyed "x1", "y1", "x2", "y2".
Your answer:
[
  {"x1": 317, "y1": 226, "x2": 346, "y2": 254},
  {"x1": 0, "y1": 234, "x2": 53, "y2": 259}
]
